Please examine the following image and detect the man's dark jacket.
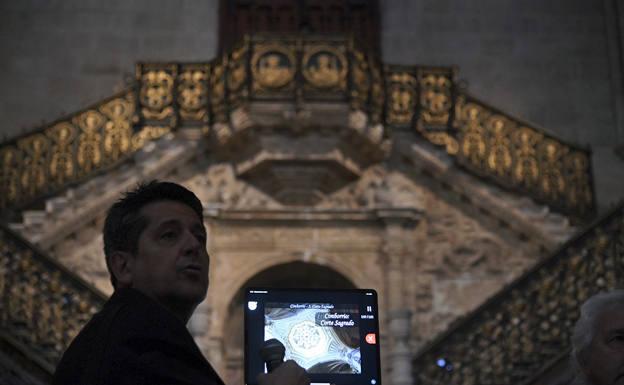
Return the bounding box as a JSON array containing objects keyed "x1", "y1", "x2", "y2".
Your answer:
[{"x1": 53, "y1": 288, "x2": 224, "y2": 385}]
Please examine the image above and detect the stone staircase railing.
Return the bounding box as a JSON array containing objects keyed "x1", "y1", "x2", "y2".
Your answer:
[
  {"x1": 0, "y1": 223, "x2": 106, "y2": 375},
  {"x1": 412, "y1": 201, "x2": 624, "y2": 385},
  {"x1": 0, "y1": 89, "x2": 170, "y2": 213}
]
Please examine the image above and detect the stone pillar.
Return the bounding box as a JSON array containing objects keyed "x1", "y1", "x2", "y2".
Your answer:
[
  {"x1": 388, "y1": 309, "x2": 413, "y2": 385},
  {"x1": 381, "y1": 214, "x2": 416, "y2": 385}
]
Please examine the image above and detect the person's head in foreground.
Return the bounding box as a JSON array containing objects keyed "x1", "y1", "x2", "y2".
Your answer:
[
  {"x1": 572, "y1": 290, "x2": 624, "y2": 385},
  {"x1": 103, "y1": 180, "x2": 208, "y2": 323}
]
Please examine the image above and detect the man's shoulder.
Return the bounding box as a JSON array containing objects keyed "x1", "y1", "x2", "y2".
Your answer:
[
  {"x1": 53, "y1": 288, "x2": 222, "y2": 385},
  {"x1": 58, "y1": 288, "x2": 187, "y2": 356}
]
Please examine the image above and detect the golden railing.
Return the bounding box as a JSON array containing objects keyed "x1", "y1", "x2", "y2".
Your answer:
[
  {"x1": 0, "y1": 89, "x2": 170, "y2": 212},
  {"x1": 384, "y1": 66, "x2": 594, "y2": 219},
  {"x1": 135, "y1": 36, "x2": 385, "y2": 129},
  {"x1": 135, "y1": 36, "x2": 594, "y2": 219},
  {"x1": 0, "y1": 224, "x2": 106, "y2": 373},
  {"x1": 413, "y1": 201, "x2": 624, "y2": 385},
  {"x1": 0, "y1": 35, "x2": 594, "y2": 218}
]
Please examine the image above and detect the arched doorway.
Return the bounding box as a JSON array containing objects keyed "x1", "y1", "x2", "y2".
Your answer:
[{"x1": 222, "y1": 261, "x2": 356, "y2": 385}]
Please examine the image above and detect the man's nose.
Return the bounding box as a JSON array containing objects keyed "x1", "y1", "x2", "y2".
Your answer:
[{"x1": 182, "y1": 230, "x2": 202, "y2": 255}]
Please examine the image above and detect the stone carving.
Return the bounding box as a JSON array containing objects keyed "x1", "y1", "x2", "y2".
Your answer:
[
  {"x1": 183, "y1": 163, "x2": 280, "y2": 209},
  {"x1": 319, "y1": 166, "x2": 426, "y2": 209},
  {"x1": 407, "y1": 195, "x2": 534, "y2": 349}
]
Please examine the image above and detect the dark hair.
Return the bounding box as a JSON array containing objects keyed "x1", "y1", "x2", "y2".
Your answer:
[{"x1": 103, "y1": 181, "x2": 203, "y2": 288}]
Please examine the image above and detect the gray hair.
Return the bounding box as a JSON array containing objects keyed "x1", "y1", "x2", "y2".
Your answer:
[{"x1": 571, "y1": 290, "x2": 624, "y2": 381}]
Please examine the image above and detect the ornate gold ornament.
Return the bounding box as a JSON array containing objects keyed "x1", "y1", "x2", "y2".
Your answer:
[
  {"x1": 46, "y1": 122, "x2": 77, "y2": 186},
  {"x1": 17, "y1": 134, "x2": 48, "y2": 198},
  {"x1": 131, "y1": 126, "x2": 171, "y2": 151},
  {"x1": 0, "y1": 146, "x2": 22, "y2": 206},
  {"x1": 419, "y1": 73, "x2": 452, "y2": 126},
  {"x1": 100, "y1": 94, "x2": 134, "y2": 162},
  {"x1": 422, "y1": 132, "x2": 459, "y2": 155},
  {"x1": 512, "y1": 127, "x2": 542, "y2": 187},
  {"x1": 178, "y1": 65, "x2": 209, "y2": 122},
  {"x1": 302, "y1": 46, "x2": 347, "y2": 90},
  {"x1": 138, "y1": 66, "x2": 176, "y2": 125},
  {"x1": 251, "y1": 44, "x2": 295, "y2": 91},
  {"x1": 485, "y1": 115, "x2": 513, "y2": 177},
  {"x1": 458, "y1": 102, "x2": 488, "y2": 167},
  {"x1": 0, "y1": 229, "x2": 104, "y2": 367},
  {"x1": 74, "y1": 110, "x2": 104, "y2": 174},
  {"x1": 141, "y1": 70, "x2": 174, "y2": 110},
  {"x1": 564, "y1": 152, "x2": 592, "y2": 208},
  {"x1": 538, "y1": 139, "x2": 567, "y2": 199},
  {"x1": 386, "y1": 72, "x2": 417, "y2": 125}
]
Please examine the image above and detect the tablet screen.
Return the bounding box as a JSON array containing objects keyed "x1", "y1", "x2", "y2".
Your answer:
[{"x1": 245, "y1": 288, "x2": 381, "y2": 385}]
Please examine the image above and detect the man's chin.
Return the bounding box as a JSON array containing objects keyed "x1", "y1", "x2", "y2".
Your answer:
[{"x1": 183, "y1": 282, "x2": 209, "y2": 304}]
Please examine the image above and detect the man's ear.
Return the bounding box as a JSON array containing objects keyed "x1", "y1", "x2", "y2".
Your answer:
[{"x1": 109, "y1": 251, "x2": 135, "y2": 288}]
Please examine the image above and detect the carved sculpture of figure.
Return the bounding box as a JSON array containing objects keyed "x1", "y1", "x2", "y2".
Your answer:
[
  {"x1": 307, "y1": 54, "x2": 341, "y2": 88},
  {"x1": 258, "y1": 54, "x2": 292, "y2": 88}
]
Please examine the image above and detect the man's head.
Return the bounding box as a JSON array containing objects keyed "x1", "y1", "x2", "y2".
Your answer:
[
  {"x1": 103, "y1": 181, "x2": 209, "y2": 321},
  {"x1": 572, "y1": 290, "x2": 624, "y2": 385}
]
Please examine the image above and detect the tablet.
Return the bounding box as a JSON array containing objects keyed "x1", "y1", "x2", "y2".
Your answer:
[{"x1": 244, "y1": 288, "x2": 381, "y2": 385}]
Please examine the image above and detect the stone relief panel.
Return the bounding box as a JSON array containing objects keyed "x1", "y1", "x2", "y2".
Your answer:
[
  {"x1": 319, "y1": 165, "x2": 426, "y2": 209},
  {"x1": 182, "y1": 163, "x2": 280, "y2": 209},
  {"x1": 406, "y1": 193, "x2": 535, "y2": 350}
]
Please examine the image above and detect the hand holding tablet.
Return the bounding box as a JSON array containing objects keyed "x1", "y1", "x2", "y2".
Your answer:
[
  {"x1": 245, "y1": 288, "x2": 382, "y2": 385},
  {"x1": 257, "y1": 360, "x2": 311, "y2": 385}
]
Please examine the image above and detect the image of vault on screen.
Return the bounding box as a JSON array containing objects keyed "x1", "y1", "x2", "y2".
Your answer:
[{"x1": 264, "y1": 302, "x2": 361, "y2": 374}]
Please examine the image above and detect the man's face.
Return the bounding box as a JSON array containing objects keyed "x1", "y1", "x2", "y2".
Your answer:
[
  {"x1": 130, "y1": 200, "x2": 209, "y2": 314},
  {"x1": 583, "y1": 307, "x2": 624, "y2": 385}
]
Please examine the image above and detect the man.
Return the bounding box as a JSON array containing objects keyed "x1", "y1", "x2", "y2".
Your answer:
[
  {"x1": 53, "y1": 181, "x2": 309, "y2": 385},
  {"x1": 571, "y1": 290, "x2": 624, "y2": 385}
]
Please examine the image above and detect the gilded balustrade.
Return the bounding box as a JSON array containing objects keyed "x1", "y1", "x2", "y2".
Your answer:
[
  {"x1": 136, "y1": 36, "x2": 385, "y2": 128},
  {"x1": 413, "y1": 202, "x2": 624, "y2": 385},
  {"x1": 383, "y1": 65, "x2": 593, "y2": 219},
  {"x1": 0, "y1": 224, "x2": 106, "y2": 372},
  {"x1": 0, "y1": 89, "x2": 170, "y2": 211},
  {"x1": 0, "y1": 36, "x2": 594, "y2": 216},
  {"x1": 453, "y1": 95, "x2": 594, "y2": 219},
  {"x1": 135, "y1": 36, "x2": 592, "y2": 219}
]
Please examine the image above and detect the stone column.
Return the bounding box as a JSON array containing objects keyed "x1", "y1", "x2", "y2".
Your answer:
[
  {"x1": 381, "y1": 213, "x2": 416, "y2": 385},
  {"x1": 388, "y1": 309, "x2": 413, "y2": 385}
]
